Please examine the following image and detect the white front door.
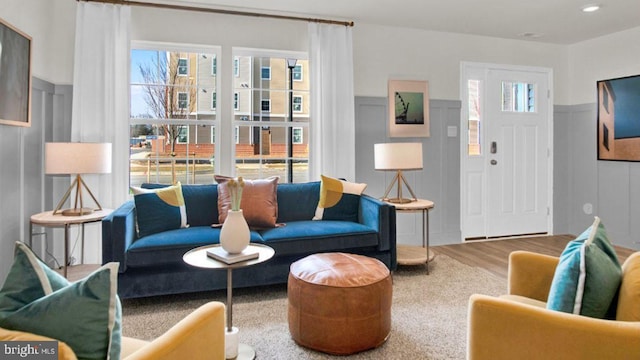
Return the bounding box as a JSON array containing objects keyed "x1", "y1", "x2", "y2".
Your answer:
[{"x1": 461, "y1": 63, "x2": 552, "y2": 240}]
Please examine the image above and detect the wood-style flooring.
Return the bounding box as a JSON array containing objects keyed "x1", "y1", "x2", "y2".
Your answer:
[{"x1": 431, "y1": 234, "x2": 636, "y2": 280}]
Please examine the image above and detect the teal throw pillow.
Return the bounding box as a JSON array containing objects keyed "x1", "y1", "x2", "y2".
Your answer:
[
  {"x1": 313, "y1": 175, "x2": 367, "y2": 222},
  {"x1": 546, "y1": 217, "x2": 622, "y2": 318},
  {"x1": 132, "y1": 182, "x2": 188, "y2": 238},
  {"x1": 0, "y1": 242, "x2": 121, "y2": 360}
]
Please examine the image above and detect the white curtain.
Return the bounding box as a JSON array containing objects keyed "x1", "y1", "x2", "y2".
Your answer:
[
  {"x1": 72, "y1": 2, "x2": 130, "y2": 210},
  {"x1": 308, "y1": 23, "x2": 356, "y2": 181}
]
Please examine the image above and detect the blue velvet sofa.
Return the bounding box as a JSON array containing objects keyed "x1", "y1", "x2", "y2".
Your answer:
[{"x1": 102, "y1": 181, "x2": 397, "y2": 299}]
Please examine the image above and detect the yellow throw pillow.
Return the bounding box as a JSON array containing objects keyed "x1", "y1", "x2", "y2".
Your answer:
[{"x1": 313, "y1": 175, "x2": 367, "y2": 222}]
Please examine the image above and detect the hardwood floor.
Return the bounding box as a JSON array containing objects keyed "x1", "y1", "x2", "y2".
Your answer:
[{"x1": 432, "y1": 234, "x2": 636, "y2": 280}]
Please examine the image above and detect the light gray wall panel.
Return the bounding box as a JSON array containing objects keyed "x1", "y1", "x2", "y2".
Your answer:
[
  {"x1": 556, "y1": 103, "x2": 639, "y2": 250},
  {"x1": 0, "y1": 78, "x2": 72, "y2": 283},
  {"x1": 567, "y1": 104, "x2": 599, "y2": 235},
  {"x1": 355, "y1": 96, "x2": 462, "y2": 246},
  {"x1": 553, "y1": 106, "x2": 571, "y2": 234}
]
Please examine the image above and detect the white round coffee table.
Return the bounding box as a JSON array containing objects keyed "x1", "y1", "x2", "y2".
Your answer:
[{"x1": 183, "y1": 243, "x2": 275, "y2": 360}]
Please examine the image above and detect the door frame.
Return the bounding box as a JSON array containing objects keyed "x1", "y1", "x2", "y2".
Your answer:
[{"x1": 459, "y1": 62, "x2": 554, "y2": 241}]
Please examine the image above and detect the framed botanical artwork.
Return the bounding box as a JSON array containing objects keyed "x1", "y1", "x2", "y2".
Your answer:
[
  {"x1": 597, "y1": 75, "x2": 640, "y2": 161},
  {"x1": 0, "y1": 17, "x2": 32, "y2": 127},
  {"x1": 388, "y1": 79, "x2": 429, "y2": 137}
]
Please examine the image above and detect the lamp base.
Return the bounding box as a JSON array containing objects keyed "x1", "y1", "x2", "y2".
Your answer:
[
  {"x1": 383, "y1": 197, "x2": 416, "y2": 204},
  {"x1": 60, "y1": 208, "x2": 94, "y2": 217}
]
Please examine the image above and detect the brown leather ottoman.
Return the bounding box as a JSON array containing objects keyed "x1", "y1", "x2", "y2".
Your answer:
[{"x1": 287, "y1": 252, "x2": 392, "y2": 355}]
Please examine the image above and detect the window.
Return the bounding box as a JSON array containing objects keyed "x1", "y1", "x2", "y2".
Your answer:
[
  {"x1": 261, "y1": 99, "x2": 271, "y2": 112},
  {"x1": 177, "y1": 126, "x2": 188, "y2": 143},
  {"x1": 129, "y1": 44, "x2": 309, "y2": 187},
  {"x1": 177, "y1": 92, "x2": 188, "y2": 110},
  {"x1": 177, "y1": 58, "x2": 188, "y2": 76},
  {"x1": 292, "y1": 127, "x2": 303, "y2": 144},
  {"x1": 233, "y1": 51, "x2": 310, "y2": 183},
  {"x1": 130, "y1": 45, "x2": 219, "y2": 187},
  {"x1": 293, "y1": 64, "x2": 303, "y2": 81},
  {"x1": 293, "y1": 95, "x2": 302, "y2": 112},
  {"x1": 502, "y1": 81, "x2": 536, "y2": 113},
  {"x1": 261, "y1": 66, "x2": 271, "y2": 80},
  {"x1": 467, "y1": 79, "x2": 481, "y2": 156}
]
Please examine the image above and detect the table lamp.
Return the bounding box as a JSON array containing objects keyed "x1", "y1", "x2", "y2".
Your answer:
[
  {"x1": 374, "y1": 142, "x2": 423, "y2": 204},
  {"x1": 45, "y1": 142, "x2": 112, "y2": 216}
]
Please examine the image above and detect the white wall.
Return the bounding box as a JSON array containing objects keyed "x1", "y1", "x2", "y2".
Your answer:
[
  {"x1": 2, "y1": 0, "x2": 76, "y2": 84},
  {"x1": 353, "y1": 23, "x2": 570, "y2": 104},
  {"x1": 568, "y1": 26, "x2": 640, "y2": 104}
]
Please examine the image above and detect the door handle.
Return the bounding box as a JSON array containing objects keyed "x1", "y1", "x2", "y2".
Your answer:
[
  {"x1": 490, "y1": 159, "x2": 497, "y2": 165},
  {"x1": 490, "y1": 141, "x2": 497, "y2": 154}
]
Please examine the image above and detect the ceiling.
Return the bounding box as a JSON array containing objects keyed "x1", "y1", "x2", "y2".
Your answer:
[{"x1": 166, "y1": 0, "x2": 640, "y2": 44}]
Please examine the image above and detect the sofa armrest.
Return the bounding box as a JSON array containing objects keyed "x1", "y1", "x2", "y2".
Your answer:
[
  {"x1": 468, "y1": 294, "x2": 640, "y2": 360},
  {"x1": 359, "y1": 195, "x2": 397, "y2": 265},
  {"x1": 508, "y1": 251, "x2": 559, "y2": 302},
  {"x1": 124, "y1": 301, "x2": 225, "y2": 360},
  {"x1": 102, "y1": 200, "x2": 137, "y2": 272}
]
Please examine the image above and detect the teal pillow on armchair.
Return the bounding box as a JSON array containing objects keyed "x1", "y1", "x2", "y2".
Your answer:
[
  {"x1": 0, "y1": 242, "x2": 121, "y2": 359},
  {"x1": 547, "y1": 217, "x2": 622, "y2": 318}
]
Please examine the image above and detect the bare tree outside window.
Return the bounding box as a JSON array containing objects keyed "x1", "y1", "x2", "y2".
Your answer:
[{"x1": 138, "y1": 52, "x2": 196, "y2": 156}]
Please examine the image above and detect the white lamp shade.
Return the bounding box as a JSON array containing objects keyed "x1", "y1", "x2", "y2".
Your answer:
[
  {"x1": 374, "y1": 143, "x2": 423, "y2": 170},
  {"x1": 45, "y1": 142, "x2": 112, "y2": 175}
]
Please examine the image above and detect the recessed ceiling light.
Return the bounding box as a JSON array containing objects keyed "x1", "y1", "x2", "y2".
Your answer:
[
  {"x1": 518, "y1": 32, "x2": 543, "y2": 39},
  {"x1": 581, "y1": 4, "x2": 601, "y2": 12}
]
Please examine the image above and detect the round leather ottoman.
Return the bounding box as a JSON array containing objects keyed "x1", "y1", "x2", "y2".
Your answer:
[{"x1": 287, "y1": 253, "x2": 392, "y2": 355}]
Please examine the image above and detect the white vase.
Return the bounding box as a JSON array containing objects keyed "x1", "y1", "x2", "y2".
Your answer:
[{"x1": 220, "y1": 209, "x2": 250, "y2": 254}]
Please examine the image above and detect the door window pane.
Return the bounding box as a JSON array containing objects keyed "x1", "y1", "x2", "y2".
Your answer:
[
  {"x1": 502, "y1": 81, "x2": 536, "y2": 112},
  {"x1": 468, "y1": 79, "x2": 481, "y2": 156}
]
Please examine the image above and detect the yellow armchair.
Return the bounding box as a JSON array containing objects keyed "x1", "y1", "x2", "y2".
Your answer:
[
  {"x1": 0, "y1": 301, "x2": 225, "y2": 360},
  {"x1": 468, "y1": 251, "x2": 640, "y2": 360}
]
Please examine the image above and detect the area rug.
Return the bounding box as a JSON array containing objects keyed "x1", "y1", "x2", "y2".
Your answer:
[{"x1": 121, "y1": 254, "x2": 506, "y2": 359}]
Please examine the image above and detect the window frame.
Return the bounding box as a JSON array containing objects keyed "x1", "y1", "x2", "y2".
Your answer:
[
  {"x1": 293, "y1": 95, "x2": 303, "y2": 113},
  {"x1": 261, "y1": 66, "x2": 271, "y2": 80},
  {"x1": 177, "y1": 57, "x2": 188, "y2": 76}
]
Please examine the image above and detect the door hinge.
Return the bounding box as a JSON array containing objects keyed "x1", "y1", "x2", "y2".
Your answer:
[
  {"x1": 547, "y1": 207, "x2": 550, "y2": 215},
  {"x1": 547, "y1": 89, "x2": 551, "y2": 99}
]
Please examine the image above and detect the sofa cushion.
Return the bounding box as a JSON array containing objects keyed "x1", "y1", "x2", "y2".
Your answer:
[
  {"x1": 142, "y1": 183, "x2": 219, "y2": 227},
  {"x1": 547, "y1": 217, "x2": 622, "y2": 318},
  {"x1": 133, "y1": 183, "x2": 188, "y2": 237},
  {"x1": 276, "y1": 182, "x2": 321, "y2": 222},
  {"x1": 216, "y1": 176, "x2": 279, "y2": 228},
  {"x1": 313, "y1": 175, "x2": 367, "y2": 222},
  {"x1": 0, "y1": 242, "x2": 121, "y2": 360},
  {"x1": 616, "y1": 252, "x2": 640, "y2": 321},
  {"x1": 259, "y1": 220, "x2": 378, "y2": 255},
  {"x1": 127, "y1": 226, "x2": 263, "y2": 267}
]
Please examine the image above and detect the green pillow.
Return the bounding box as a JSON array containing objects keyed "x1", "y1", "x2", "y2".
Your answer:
[
  {"x1": 0, "y1": 242, "x2": 121, "y2": 359},
  {"x1": 546, "y1": 217, "x2": 622, "y2": 318},
  {"x1": 312, "y1": 175, "x2": 367, "y2": 222},
  {"x1": 132, "y1": 182, "x2": 188, "y2": 238}
]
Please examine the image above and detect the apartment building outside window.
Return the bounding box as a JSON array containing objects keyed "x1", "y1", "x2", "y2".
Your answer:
[{"x1": 129, "y1": 43, "x2": 310, "y2": 186}]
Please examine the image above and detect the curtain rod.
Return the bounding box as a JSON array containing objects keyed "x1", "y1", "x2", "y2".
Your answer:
[{"x1": 78, "y1": 0, "x2": 355, "y2": 27}]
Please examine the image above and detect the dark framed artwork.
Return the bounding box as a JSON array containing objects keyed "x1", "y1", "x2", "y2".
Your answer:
[
  {"x1": 597, "y1": 75, "x2": 640, "y2": 161},
  {"x1": 388, "y1": 79, "x2": 429, "y2": 137},
  {"x1": 0, "y1": 17, "x2": 32, "y2": 127}
]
